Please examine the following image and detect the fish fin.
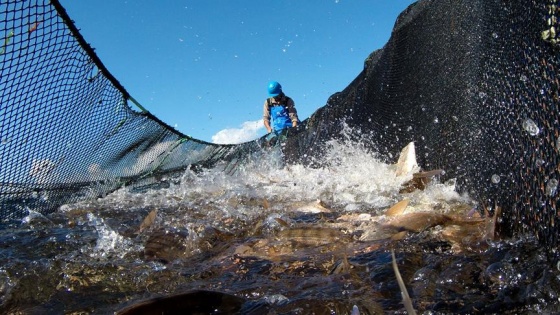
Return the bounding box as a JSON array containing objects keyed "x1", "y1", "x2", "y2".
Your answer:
[
  {"x1": 274, "y1": 217, "x2": 290, "y2": 227},
  {"x1": 138, "y1": 209, "x2": 158, "y2": 233},
  {"x1": 395, "y1": 142, "x2": 418, "y2": 176},
  {"x1": 385, "y1": 199, "x2": 409, "y2": 216},
  {"x1": 391, "y1": 231, "x2": 408, "y2": 240}
]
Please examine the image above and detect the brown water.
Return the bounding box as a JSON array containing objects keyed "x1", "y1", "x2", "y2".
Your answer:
[{"x1": 1, "y1": 140, "x2": 559, "y2": 314}]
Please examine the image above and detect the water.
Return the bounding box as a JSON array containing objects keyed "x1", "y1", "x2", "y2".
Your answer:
[{"x1": 1, "y1": 134, "x2": 560, "y2": 314}]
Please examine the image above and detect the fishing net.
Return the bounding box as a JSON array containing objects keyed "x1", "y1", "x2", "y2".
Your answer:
[
  {"x1": 287, "y1": 0, "x2": 560, "y2": 249},
  {"x1": 0, "y1": 0, "x2": 263, "y2": 220}
]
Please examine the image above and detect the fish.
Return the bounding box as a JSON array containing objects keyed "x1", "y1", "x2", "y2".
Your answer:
[
  {"x1": 291, "y1": 199, "x2": 332, "y2": 213},
  {"x1": 399, "y1": 169, "x2": 445, "y2": 193},
  {"x1": 384, "y1": 212, "x2": 451, "y2": 233},
  {"x1": 394, "y1": 142, "x2": 445, "y2": 193},
  {"x1": 143, "y1": 228, "x2": 190, "y2": 263},
  {"x1": 276, "y1": 227, "x2": 350, "y2": 246},
  {"x1": 137, "y1": 209, "x2": 157, "y2": 233},
  {"x1": 395, "y1": 141, "x2": 419, "y2": 177},
  {"x1": 385, "y1": 199, "x2": 409, "y2": 216},
  {"x1": 274, "y1": 217, "x2": 290, "y2": 227},
  {"x1": 336, "y1": 213, "x2": 373, "y2": 222},
  {"x1": 349, "y1": 195, "x2": 496, "y2": 251}
]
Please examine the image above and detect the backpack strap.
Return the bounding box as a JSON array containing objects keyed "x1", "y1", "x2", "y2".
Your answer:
[{"x1": 267, "y1": 95, "x2": 289, "y2": 108}]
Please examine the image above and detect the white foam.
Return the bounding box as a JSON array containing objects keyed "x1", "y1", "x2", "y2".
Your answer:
[{"x1": 69, "y1": 125, "x2": 470, "y2": 228}]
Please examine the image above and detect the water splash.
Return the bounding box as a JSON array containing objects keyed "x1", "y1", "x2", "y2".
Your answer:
[
  {"x1": 0, "y1": 269, "x2": 14, "y2": 305},
  {"x1": 86, "y1": 213, "x2": 132, "y2": 259},
  {"x1": 21, "y1": 208, "x2": 54, "y2": 226},
  {"x1": 65, "y1": 124, "x2": 468, "y2": 228},
  {"x1": 546, "y1": 179, "x2": 558, "y2": 197},
  {"x1": 522, "y1": 118, "x2": 540, "y2": 136},
  {"x1": 264, "y1": 294, "x2": 289, "y2": 305}
]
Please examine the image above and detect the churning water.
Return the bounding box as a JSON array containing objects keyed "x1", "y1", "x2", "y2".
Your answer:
[{"x1": 1, "y1": 129, "x2": 559, "y2": 314}]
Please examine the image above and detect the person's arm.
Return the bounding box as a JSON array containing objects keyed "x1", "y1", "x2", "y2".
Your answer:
[
  {"x1": 263, "y1": 100, "x2": 272, "y2": 133},
  {"x1": 286, "y1": 98, "x2": 299, "y2": 127}
]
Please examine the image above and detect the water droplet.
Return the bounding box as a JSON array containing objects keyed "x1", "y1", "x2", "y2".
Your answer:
[
  {"x1": 535, "y1": 159, "x2": 545, "y2": 167},
  {"x1": 433, "y1": 117, "x2": 439, "y2": 124},
  {"x1": 520, "y1": 75, "x2": 528, "y2": 82},
  {"x1": 492, "y1": 32, "x2": 498, "y2": 39},
  {"x1": 546, "y1": 179, "x2": 558, "y2": 196},
  {"x1": 491, "y1": 174, "x2": 501, "y2": 184},
  {"x1": 522, "y1": 119, "x2": 540, "y2": 136},
  {"x1": 485, "y1": 261, "x2": 512, "y2": 286},
  {"x1": 452, "y1": 116, "x2": 458, "y2": 121},
  {"x1": 479, "y1": 91, "x2": 487, "y2": 99}
]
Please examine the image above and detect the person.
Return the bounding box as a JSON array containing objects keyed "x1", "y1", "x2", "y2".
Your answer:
[{"x1": 263, "y1": 81, "x2": 299, "y2": 137}]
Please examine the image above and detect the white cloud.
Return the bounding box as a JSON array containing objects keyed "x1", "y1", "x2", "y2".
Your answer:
[
  {"x1": 29, "y1": 159, "x2": 57, "y2": 183},
  {"x1": 212, "y1": 120, "x2": 265, "y2": 144},
  {"x1": 125, "y1": 141, "x2": 176, "y2": 176}
]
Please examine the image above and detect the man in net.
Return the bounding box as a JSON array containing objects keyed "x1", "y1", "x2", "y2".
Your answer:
[{"x1": 263, "y1": 81, "x2": 300, "y2": 146}]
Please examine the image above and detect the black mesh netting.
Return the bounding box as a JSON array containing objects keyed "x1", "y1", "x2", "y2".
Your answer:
[
  {"x1": 0, "y1": 0, "x2": 262, "y2": 219},
  {"x1": 280, "y1": 0, "x2": 560, "y2": 250}
]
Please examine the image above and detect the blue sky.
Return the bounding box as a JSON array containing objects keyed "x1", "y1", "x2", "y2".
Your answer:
[{"x1": 59, "y1": 0, "x2": 417, "y2": 144}]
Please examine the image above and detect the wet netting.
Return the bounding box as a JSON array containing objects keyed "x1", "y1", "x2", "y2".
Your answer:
[
  {"x1": 381, "y1": 0, "x2": 560, "y2": 249},
  {"x1": 284, "y1": 0, "x2": 560, "y2": 250},
  {"x1": 0, "y1": 0, "x2": 262, "y2": 220}
]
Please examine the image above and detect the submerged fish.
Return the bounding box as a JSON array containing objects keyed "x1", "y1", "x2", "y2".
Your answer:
[
  {"x1": 290, "y1": 199, "x2": 333, "y2": 213},
  {"x1": 276, "y1": 227, "x2": 351, "y2": 245},
  {"x1": 143, "y1": 228, "x2": 190, "y2": 263},
  {"x1": 137, "y1": 209, "x2": 157, "y2": 233},
  {"x1": 384, "y1": 212, "x2": 451, "y2": 233}
]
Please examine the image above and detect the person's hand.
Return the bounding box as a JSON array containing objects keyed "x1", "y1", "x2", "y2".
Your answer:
[{"x1": 265, "y1": 132, "x2": 276, "y2": 141}]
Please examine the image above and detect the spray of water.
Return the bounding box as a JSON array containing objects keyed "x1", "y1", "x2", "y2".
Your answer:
[{"x1": 61, "y1": 124, "x2": 471, "y2": 260}]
